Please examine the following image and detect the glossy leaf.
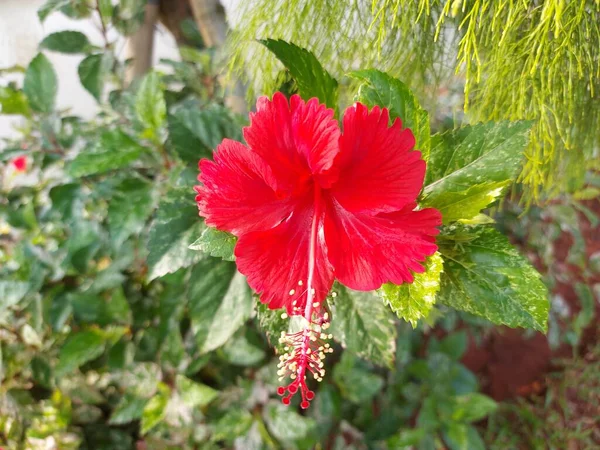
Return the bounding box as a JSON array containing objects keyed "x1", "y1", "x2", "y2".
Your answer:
[
  {"x1": 264, "y1": 401, "x2": 317, "y2": 443},
  {"x1": 425, "y1": 181, "x2": 510, "y2": 225},
  {"x1": 109, "y1": 394, "x2": 149, "y2": 425},
  {"x1": 23, "y1": 53, "x2": 57, "y2": 113},
  {"x1": 349, "y1": 69, "x2": 430, "y2": 159},
  {"x1": 423, "y1": 122, "x2": 531, "y2": 223},
  {"x1": 188, "y1": 260, "x2": 253, "y2": 354},
  {"x1": 167, "y1": 100, "x2": 243, "y2": 162},
  {"x1": 55, "y1": 329, "x2": 106, "y2": 377},
  {"x1": 260, "y1": 39, "x2": 338, "y2": 110},
  {"x1": 108, "y1": 176, "x2": 155, "y2": 246},
  {"x1": 379, "y1": 252, "x2": 443, "y2": 327},
  {"x1": 146, "y1": 187, "x2": 204, "y2": 280},
  {"x1": 78, "y1": 54, "x2": 110, "y2": 101},
  {"x1": 40, "y1": 31, "x2": 91, "y2": 54},
  {"x1": 439, "y1": 226, "x2": 548, "y2": 332},
  {"x1": 68, "y1": 129, "x2": 144, "y2": 177},
  {"x1": 328, "y1": 286, "x2": 397, "y2": 368},
  {"x1": 189, "y1": 226, "x2": 236, "y2": 261}
]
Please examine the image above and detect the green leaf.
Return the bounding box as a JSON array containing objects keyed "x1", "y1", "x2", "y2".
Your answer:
[
  {"x1": 189, "y1": 227, "x2": 236, "y2": 261},
  {"x1": 175, "y1": 374, "x2": 218, "y2": 408},
  {"x1": 108, "y1": 176, "x2": 155, "y2": 246},
  {"x1": 349, "y1": 69, "x2": 430, "y2": 159},
  {"x1": 378, "y1": 252, "x2": 443, "y2": 327},
  {"x1": 140, "y1": 383, "x2": 170, "y2": 434},
  {"x1": 255, "y1": 300, "x2": 289, "y2": 353},
  {"x1": 55, "y1": 329, "x2": 106, "y2": 377},
  {"x1": 0, "y1": 281, "x2": 29, "y2": 312},
  {"x1": 260, "y1": 39, "x2": 338, "y2": 110},
  {"x1": 439, "y1": 226, "x2": 548, "y2": 332},
  {"x1": 109, "y1": 394, "x2": 149, "y2": 425},
  {"x1": 167, "y1": 100, "x2": 243, "y2": 162},
  {"x1": 451, "y1": 393, "x2": 497, "y2": 423},
  {"x1": 264, "y1": 401, "x2": 317, "y2": 443},
  {"x1": 0, "y1": 85, "x2": 30, "y2": 116},
  {"x1": 443, "y1": 424, "x2": 485, "y2": 450},
  {"x1": 38, "y1": 0, "x2": 70, "y2": 22},
  {"x1": 78, "y1": 54, "x2": 110, "y2": 101},
  {"x1": 40, "y1": 31, "x2": 91, "y2": 54},
  {"x1": 98, "y1": 0, "x2": 113, "y2": 22},
  {"x1": 212, "y1": 409, "x2": 254, "y2": 442},
  {"x1": 423, "y1": 121, "x2": 532, "y2": 223},
  {"x1": 146, "y1": 187, "x2": 204, "y2": 280},
  {"x1": 328, "y1": 286, "x2": 397, "y2": 368},
  {"x1": 222, "y1": 329, "x2": 266, "y2": 366},
  {"x1": 188, "y1": 260, "x2": 253, "y2": 354},
  {"x1": 135, "y1": 71, "x2": 166, "y2": 139},
  {"x1": 332, "y1": 352, "x2": 384, "y2": 404},
  {"x1": 23, "y1": 53, "x2": 58, "y2": 113},
  {"x1": 425, "y1": 181, "x2": 511, "y2": 225},
  {"x1": 68, "y1": 129, "x2": 144, "y2": 177}
]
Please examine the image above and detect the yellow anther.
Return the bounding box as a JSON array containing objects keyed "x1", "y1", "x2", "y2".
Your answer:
[
  {"x1": 281, "y1": 313, "x2": 288, "y2": 319},
  {"x1": 298, "y1": 280, "x2": 303, "y2": 286},
  {"x1": 289, "y1": 289, "x2": 295, "y2": 296}
]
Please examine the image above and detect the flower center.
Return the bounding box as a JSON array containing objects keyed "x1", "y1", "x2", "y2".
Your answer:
[{"x1": 276, "y1": 185, "x2": 333, "y2": 409}]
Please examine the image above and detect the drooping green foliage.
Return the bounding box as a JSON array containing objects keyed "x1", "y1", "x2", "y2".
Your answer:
[{"x1": 229, "y1": 0, "x2": 600, "y2": 202}]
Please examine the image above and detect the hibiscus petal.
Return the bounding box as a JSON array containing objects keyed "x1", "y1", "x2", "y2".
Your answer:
[
  {"x1": 235, "y1": 192, "x2": 334, "y2": 314},
  {"x1": 196, "y1": 139, "x2": 293, "y2": 236},
  {"x1": 324, "y1": 197, "x2": 441, "y2": 291},
  {"x1": 243, "y1": 93, "x2": 340, "y2": 193},
  {"x1": 330, "y1": 103, "x2": 425, "y2": 214}
]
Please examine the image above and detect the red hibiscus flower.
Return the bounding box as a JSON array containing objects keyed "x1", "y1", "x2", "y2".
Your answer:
[
  {"x1": 196, "y1": 93, "x2": 441, "y2": 408},
  {"x1": 11, "y1": 155, "x2": 27, "y2": 172}
]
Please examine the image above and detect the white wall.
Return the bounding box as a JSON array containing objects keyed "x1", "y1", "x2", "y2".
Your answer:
[{"x1": 0, "y1": 0, "x2": 179, "y2": 141}]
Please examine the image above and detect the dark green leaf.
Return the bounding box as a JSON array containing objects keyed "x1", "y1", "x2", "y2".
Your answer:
[
  {"x1": 0, "y1": 85, "x2": 30, "y2": 116},
  {"x1": 422, "y1": 122, "x2": 532, "y2": 223},
  {"x1": 55, "y1": 329, "x2": 106, "y2": 377},
  {"x1": 147, "y1": 187, "x2": 204, "y2": 279},
  {"x1": 140, "y1": 383, "x2": 170, "y2": 434},
  {"x1": 349, "y1": 69, "x2": 430, "y2": 159},
  {"x1": 108, "y1": 176, "x2": 155, "y2": 245},
  {"x1": 68, "y1": 129, "x2": 144, "y2": 177},
  {"x1": 379, "y1": 252, "x2": 443, "y2": 327},
  {"x1": 40, "y1": 31, "x2": 91, "y2": 54},
  {"x1": 23, "y1": 53, "x2": 57, "y2": 113},
  {"x1": 332, "y1": 353, "x2": 384, "y2": 404},
  {"x1": 222, "y1": 329, "x2": 265, "y2": 366},
  {"x1": 264, "y1": 401, "x2": 317, "y2": 443},
  {"x1": 109, "y1": 394, "x2": 149, "y2": 425},
  {"x1": 439, "y1": 226, "x2": 548, "y2": 332},
  {"x1": 135, "y1": 71, "x2": 166, "y2": 139},
  {"x1": 328, "y1": 286, "x2": 397, "y2": 368},
  {"x1": 189, "y1": 227, "x2": 236, "y2": 261},
  {"x1": 260, "y1": 39, "x2": 338, "y2": 109},
  {"x1": 79, "y1": 54, "x2": 111, "y2": 101},
  {"x1": 188, "y1": 259, "x2": 253, "y2": 354},
  {"x1": 167, "y1": 100, "x2": 243, "y2": 162}
]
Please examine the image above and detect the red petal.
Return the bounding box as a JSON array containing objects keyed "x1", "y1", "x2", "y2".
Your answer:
[
  {"x1": 324, "y1": 197, "x2": 441, "y2": 291},
  {"x1": 235, "y1": 191, "x2": 334, "y2": 314},
  {"x1": 196, "y1": 139, "x2": 293, "y2": 236},
  {"x1": 11, "y1": 156, "x2": 27, "y2": 172},
  {"x1": 243, "y1": 93, "x2": 340, "y2": 193},
  {"x1": 330, "y1": 103, "x2": 425, "y2": 214}
]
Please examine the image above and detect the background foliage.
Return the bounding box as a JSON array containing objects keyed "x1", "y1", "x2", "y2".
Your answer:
[{"x1": 0, "y1": 1, "x2": 598, "y2": 449}]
